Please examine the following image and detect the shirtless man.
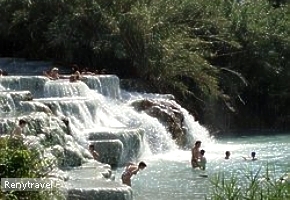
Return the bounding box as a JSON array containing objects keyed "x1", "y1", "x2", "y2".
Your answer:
[
  {"x1": 88, "y1": 144, "x2": 100, "y2": 161},
  {"x1": 121, "y1": 161, "x2": 147, "y2": 186},
  {"x1": 11, "y1": 119, "x2": 27, "y2": 138},
  {"x1": 191, "y1": 141, "x2": 202, "y2": 168}
]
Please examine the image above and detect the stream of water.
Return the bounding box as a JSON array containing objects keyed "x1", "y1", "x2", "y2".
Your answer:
[
  {"x1": 0, "y1": 60, "x2": 289, "y2": 200},
  {"x1": 115, "y1": 133, "x2": 290, "y2": 200}
]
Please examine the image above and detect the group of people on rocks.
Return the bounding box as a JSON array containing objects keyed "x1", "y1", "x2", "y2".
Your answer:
[
  {"x1": 1, "y1": 64, "x2": 106, "y2": 80},
  {"x1": 43, "y1": 64, "x2": 108, "y2": 82}
]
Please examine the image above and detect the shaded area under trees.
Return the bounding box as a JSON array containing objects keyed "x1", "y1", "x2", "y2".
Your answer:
[{"x1": 1, "y1": 0, "x2": 290, "y2": 133}]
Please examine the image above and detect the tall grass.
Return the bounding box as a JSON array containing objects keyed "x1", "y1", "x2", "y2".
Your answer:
[{"x1": 208, "y1": 164, "x2": 290, "y2": 200}]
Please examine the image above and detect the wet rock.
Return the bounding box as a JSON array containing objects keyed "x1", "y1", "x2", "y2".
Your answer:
[
  {"x1": 0, "y1": 111, "x2": 90, "y2": 169},
  {"x1": 90, "y1": 139, "x2": 124, "y2": 167},
  {"x1": 20, "y1": 101, "x2": 53, "y2": 115},
  {"x1": 0, "y1": 76, "x2": 48, "y2": 98},
  {"x1": 63, "y1": 145, "x2": 84, "y2": 167},
  {"x1": 87, "y1": 128, "x2": 144, "y2": 166},
  {"x1": 65, "y1": 180, "x2": 133, "y2": 200},
  {"x1": 130, "y1": 99, "x2": 187, "y2": 147},
  {"x1": 51, "y1": 145, "x2": 65, "y2": 166}
]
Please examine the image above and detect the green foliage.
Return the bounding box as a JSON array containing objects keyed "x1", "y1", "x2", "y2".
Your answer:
[
  {"x1": 209, "y1": 165, "x2": 290, "y2": 200},
  {"x1": 114, "y1": 0, "x2": 221, "y2": 102},
  {"x1": 0, "y1": 137, "x2": 64, "y2": 200},
  {"x1": 1, "y1": 0, "x2": 290, "y2": 130}
]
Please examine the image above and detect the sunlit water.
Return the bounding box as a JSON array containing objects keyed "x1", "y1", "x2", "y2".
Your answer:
[
  {"x1": 115, "y1": 133, "x2": 290, "y2": 200},
  {"x1": 0, "y1": 72, "x2": 289, "y2": 200}
]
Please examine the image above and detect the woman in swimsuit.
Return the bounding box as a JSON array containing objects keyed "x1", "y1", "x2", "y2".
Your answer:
[{"x1": 121, "y1": 161, "x2": 147, "y2": 186}]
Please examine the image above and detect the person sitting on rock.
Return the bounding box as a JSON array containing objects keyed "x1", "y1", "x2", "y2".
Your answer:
[
  {"x1": 71, "y1": 64, "x2": 82, "y2": 79},
  {"x1": 74, "y1": 71, "x2": 82, "y2": 80},
  {"x1": 81, "y1": 67, "x2": 95, "y2": 75},
  {"x1": 71, "y1": 64, "x2": 80, "y2": 74},
  {"x1": 11, "y1": 119, "x2": 27, "y2": 139},
  {"x1": 89, "y1": 144, "x2": 99, "y2": 161},
  {"x1": 121, "y1": 161, "x2": 147, "y2": 186},
  {"x1": 100, "y1": 69, "x2": 107, "y2": 74},
  {"x1": 69, "y1": 75, "x2": 77, "y2": 82},
  {"x1": 43, "y1": 67, "x2": 60, "y2": 80},
  {"x1": 69, "y1": 70, "x2": 83, "y2": 82}
]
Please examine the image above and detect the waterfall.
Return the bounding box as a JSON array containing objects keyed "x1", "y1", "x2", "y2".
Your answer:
[
  {"x1": 39, "y1": 82, "x2": 179, "y2": 155},
  {"x1": 180, "y1": 107, "x2": 215, "y2": 147},
  {"x1": 0, "y1": 68, "x2": 212, "y2": 161},
  {"x1": 0, "y1": 59, "x2": 215, "y2": 200},
  {"x1": 120, "y1": 89, "x2": 214, "y2": 151},
  {"x1": 82, "y1": 75, "x2": 121, "y2": 99},
  {"x1": 43, "y1": 80, "x2": 92, "y2": 98}
]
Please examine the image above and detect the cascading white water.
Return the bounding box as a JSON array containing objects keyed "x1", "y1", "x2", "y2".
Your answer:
[
  {"x1": 0, "y1": 60, "x2": 289, "y2": 200},
  {"x1": 0, "y1": 70, "x2": 220, "y2": 200},
  {"x1": 0, "y1": 92, "x2": 16, "y2": 117},
  {"x1": 43, "y1": 80, "x2": 93, "y2": 98},
  {"x1": 180, "y1": 107, "x2": 215, "y2": 146},
  {"x1": 120, "y1": 89, "x2": 214, "y2": 152},
  {"x1": 40, "y1": 77, "x2": 212, "y2": 156},
  {"x1": 83, "y1": 75, "x2": 121, "y2": 99},
  {"x1": 0, "y1": 84, "x2": 5, "y2": 91},
  {"x1": 0, "y1": 73, "x2": 213, "y2": 160}
]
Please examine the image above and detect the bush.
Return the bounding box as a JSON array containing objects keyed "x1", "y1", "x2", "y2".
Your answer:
[
  {"x1": 209, "y1": 164, "x2": 290, "y2": 200},
  {"x1": 0, "y1": 137, "x2": 64, "y2": 200}
]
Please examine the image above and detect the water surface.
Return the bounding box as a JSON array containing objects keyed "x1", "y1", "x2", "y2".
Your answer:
[{"x1": 116, "y1": 133, "x2": 290, "y2": 200}]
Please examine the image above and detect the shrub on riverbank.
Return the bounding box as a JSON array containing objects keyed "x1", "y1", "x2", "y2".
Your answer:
[
  {"x1": 0, "y1": 137, "x2": 64, "y2": 200},
  {"x1": 208, "y1": 165, "x2": 290, "y2": 200}
]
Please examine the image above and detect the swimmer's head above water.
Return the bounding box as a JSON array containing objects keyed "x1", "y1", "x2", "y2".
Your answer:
[
  {"x1": 138, "y1": 161, "x2": 147, "y2": 170},
  {"x1": 251, "y1": 152, "x2": 256, "y2": 158},
  {"x1": 225, "y1": 151, "x2": 231, "y2": 159}
]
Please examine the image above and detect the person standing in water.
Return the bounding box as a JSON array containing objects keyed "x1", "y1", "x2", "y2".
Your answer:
[
  {"x1": 198, "y1": 149, "x2": 207, "y2": 170},
  {"x1": 250, "y1": 151, "x2": 258, "y2": 160},
  {"x1": 225, "y1": 151, "x2": 231, "y2": 159},
  {"x1": 121, "y1": 161, "x2": 147, "y2": 186},
  {"x1": 243, "y1": 151, "x2": 258, "y2": 161},
  {"x1": 191, "y1": 141, "x2": 202, "y2": 168}
]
